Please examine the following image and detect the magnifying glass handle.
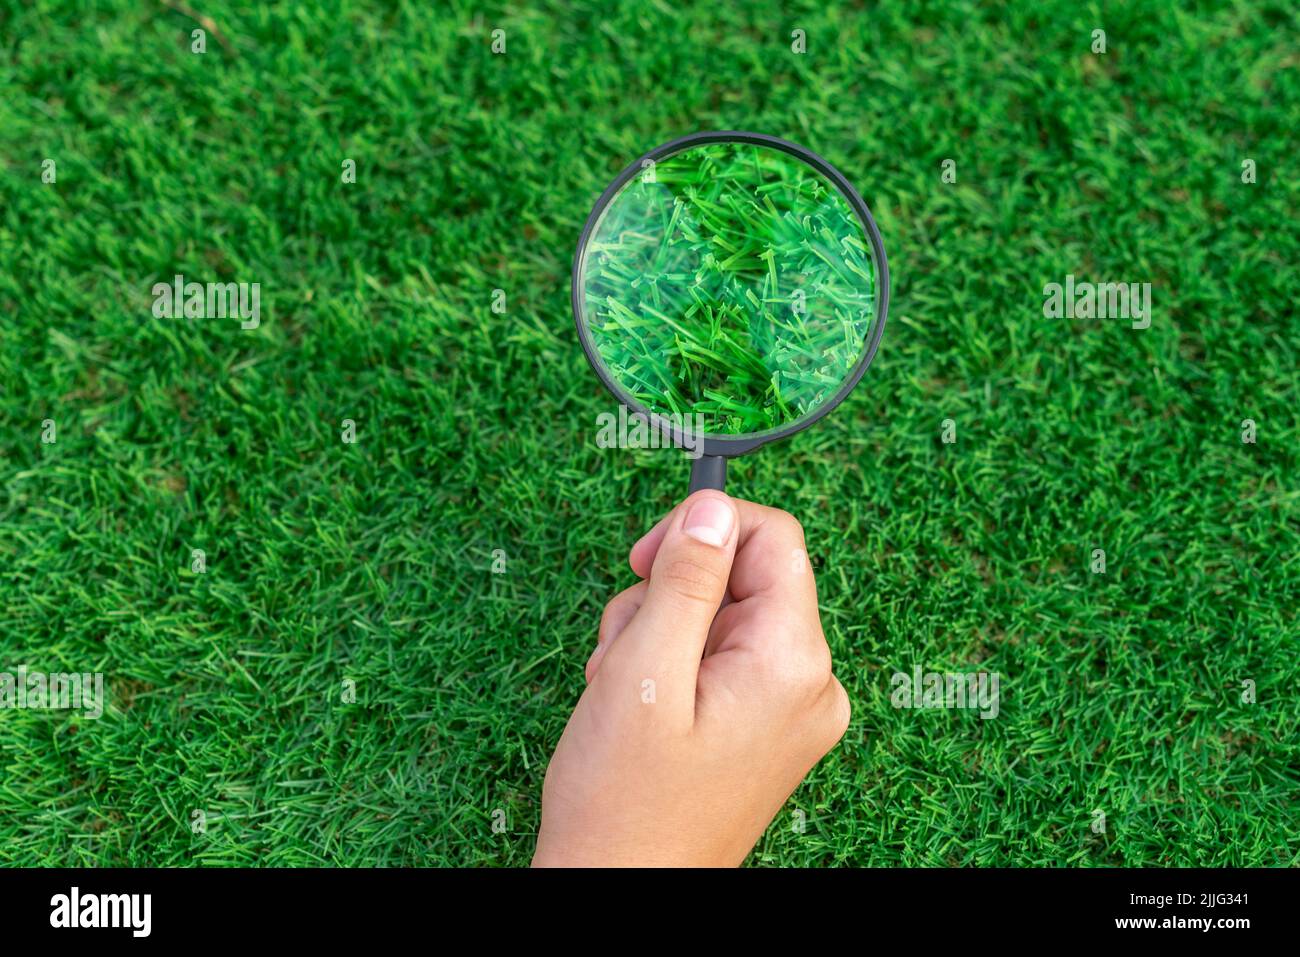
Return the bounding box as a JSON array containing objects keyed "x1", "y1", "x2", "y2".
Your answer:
[{"x1": 688, "y1": 454, "x2": 728, "y2": 494}]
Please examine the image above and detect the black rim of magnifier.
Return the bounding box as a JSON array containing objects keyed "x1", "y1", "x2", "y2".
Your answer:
[{"x1": 572, "y1": 130, "x2": 890, "y2": 458}]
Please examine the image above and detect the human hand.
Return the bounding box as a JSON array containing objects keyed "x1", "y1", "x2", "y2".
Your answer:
[{"x1": 533, "y1": 490, "x2": 851, "y2": 867}]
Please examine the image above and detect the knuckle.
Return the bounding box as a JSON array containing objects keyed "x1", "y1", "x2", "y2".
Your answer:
[
  {"x1": 659, "y1": 556, "x2": 724, "y2": 604},
  {"x1": 760, "y1": 643, "x2": 832, "y2": 699},
  {"x1": 597, "y1": 604, "x2": 618, "y2": 643},
  {"x1": 769, "y1": 507, "x2": 805, "y2": 542},
  {"x1": 597, "y1": 583, "x2": 644, "y2": 643},
  {"x1": 797, "y1": 648, "x2": 834, "y2": 695},
  {"x1": 823, "y1": 680, "x2": 852, "y2": 742}
]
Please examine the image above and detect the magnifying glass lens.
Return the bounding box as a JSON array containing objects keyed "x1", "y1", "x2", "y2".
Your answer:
[{"x1": 577, "y1": 139, "x2": 879, "y2": 437}]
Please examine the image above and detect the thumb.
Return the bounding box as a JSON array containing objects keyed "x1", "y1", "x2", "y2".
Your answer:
[{"x1": 607, "y1": 490, "x2": 738, "y2": 682}]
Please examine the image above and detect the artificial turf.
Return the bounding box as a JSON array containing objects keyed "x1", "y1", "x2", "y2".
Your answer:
[{"x1": 0, "y1": 0, "x2": 1297, "y2": 867}]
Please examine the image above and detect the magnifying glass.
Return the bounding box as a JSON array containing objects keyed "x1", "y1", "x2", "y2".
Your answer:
[{"x1": 573, "y1": 131, "x2": 888, "y2": 493}]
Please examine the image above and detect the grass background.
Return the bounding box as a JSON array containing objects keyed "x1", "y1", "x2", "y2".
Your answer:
[{"x1": 1, "y1": 0, "x2": 1297, "y2": 866}]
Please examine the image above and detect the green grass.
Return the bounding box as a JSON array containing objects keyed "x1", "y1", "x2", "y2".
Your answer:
[
  {"x1": 580, "y1": 139, "x2": 877, "y2": 434},
  {"x1": 0, "y1": 0, "x2": 1297, "y2": 867}
]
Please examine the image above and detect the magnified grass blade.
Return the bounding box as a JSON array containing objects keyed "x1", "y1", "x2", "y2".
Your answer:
[{"x1": 580, "y1": 140, "x2": 877, "y2": 436}]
